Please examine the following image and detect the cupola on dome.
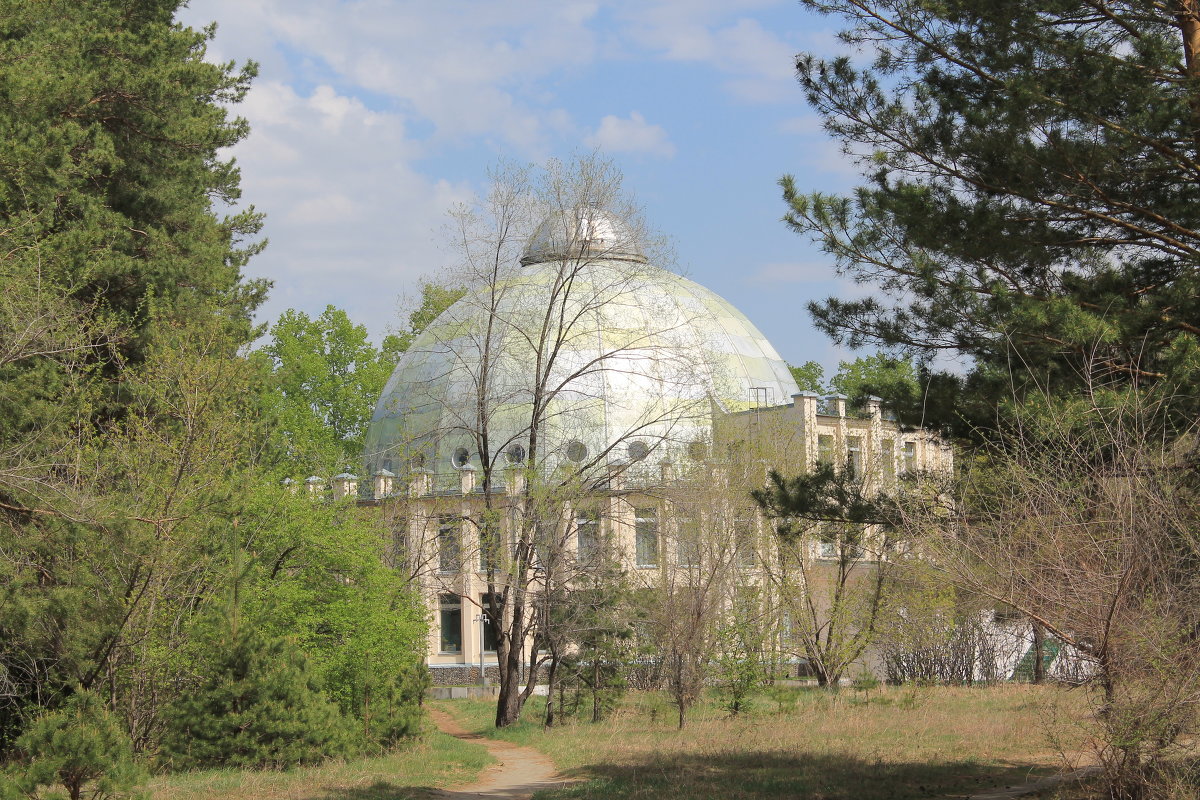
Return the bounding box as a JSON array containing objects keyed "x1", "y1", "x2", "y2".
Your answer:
[{"x1": 520, "y1": 206, "x2": 647, "y2": 266}]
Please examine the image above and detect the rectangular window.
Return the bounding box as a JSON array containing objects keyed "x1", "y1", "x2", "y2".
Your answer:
[
  {"x1": 847, "y1": 436, "x2": 863, "y2": 475},
  {"x1": 576, "y1": 509, "x2": 600, "y2": 565},
  {"x1": 677, "y1": 516, "x2": 700, "y2": 567},
  {"x1": 439, "y1": 594, "x2": 462, "y2": 653},
  {"x1": 817, "y1": 539, "x2": 838, "y2": 560},
  {"x1": 903, "y1": 441, "x2": 917, "y2": 473},
  {"x1": 438, "y1": 515, "x2": 461, "y2": 573},
  {"x1": 479, "y1": 519, "x2": 499, "y2": 572},
  {"x1": 635, "y1": 507, "x2": 659, "y2": 568},
  {"x1": 817, "y1": 434, "x2": 834, "y2": 464},
  {"x1": 480, "y1": 593, "x2": 499, "y2": 652},
  {"x1": 735, "y1": 516, "x2": 756, "y2": 567},
  {"x1": 881, "y1": 438, "x2": 895, "y2": 480},
  {"x1": 781, "y1": 611, "x2": 797, "y2": 643},
  {"x1": 531, "y1": 516, "x2": 555, "y2": 566}
]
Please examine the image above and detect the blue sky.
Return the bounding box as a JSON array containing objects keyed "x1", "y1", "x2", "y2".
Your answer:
[{"x1": 181, "y1": 0, "x2": 870, "y2": 374}]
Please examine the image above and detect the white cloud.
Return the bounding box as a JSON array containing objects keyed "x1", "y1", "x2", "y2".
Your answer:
[
  {"x1": 585, "y1": 111, "x2": 676, "y2": 157},
  {"x1": 217, "y1": 78, "x2": 473, "y2": 335},
  {"x1": 174, "y1": 0, "x2": 831, "y2": 339},
  {"x1": 614, "y1": 2, "x2": 803, "y2": 103},
  {"x1": 190, "y1": 0, "x2": 603, "y2": 152}
]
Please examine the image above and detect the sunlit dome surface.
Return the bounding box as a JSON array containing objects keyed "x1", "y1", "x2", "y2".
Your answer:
[
  {"x1": 521, "y1": 207, "x2": 646, "y2": 265},
  {"x1": 364, "y1": 210, "x2": 798, "y2": 476}
]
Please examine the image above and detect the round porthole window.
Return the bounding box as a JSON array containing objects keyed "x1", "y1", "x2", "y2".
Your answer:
[
  {"x1": 627, "y1": 440, "x2": 650, "y2": 462},
  {"x1": 565, "y1": 440, "x2": 588, "y2": 463},
  {"x1": 506, "y1": 443, "x2": 526, "y2": 464},
  {"x1": 452, "y1": 447, "x2": 471, "y2": 468}
]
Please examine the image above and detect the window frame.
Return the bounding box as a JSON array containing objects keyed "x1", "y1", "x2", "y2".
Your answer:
[
  {"x1": 438, "y1": 515, "x2": 461, "y2": 574},
  {"x1": 438, "y1": 593, "x2": 463, "y2": 654},
  {"x1": 634, "y1": 506, "x2": 659, "y2": 568}
]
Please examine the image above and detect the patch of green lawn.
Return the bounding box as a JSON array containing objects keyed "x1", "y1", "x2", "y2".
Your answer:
[{"x1": 149, "y1": 723, "x2": 493, "y2": 800}]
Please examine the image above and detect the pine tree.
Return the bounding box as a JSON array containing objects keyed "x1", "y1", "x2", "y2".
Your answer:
[
  {"x1": 14, "y1": 689, "x2": 145, "y2": 800},
  {"x1": 0, "y1": 0, "x2": 267, "y2": 363},
  {"x1": 160, "y1": 624, "x2": 353, "y2": 771},
  {"x1": 0, "y1": 0, "x2": 268, "y2": 751},
  {"x1": 784, "y1": 0, "x2": 1200, "y2": 435}
]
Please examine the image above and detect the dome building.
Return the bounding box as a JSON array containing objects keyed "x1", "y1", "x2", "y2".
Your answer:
[
  {"x1": 348, "y1": 205, "x2": 949, "y2": 687},
  {"x1": 364, "y1": 208, "x2": 799, "y2": 479}
]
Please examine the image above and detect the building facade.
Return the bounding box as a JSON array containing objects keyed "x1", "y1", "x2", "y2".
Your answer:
[{"x1": 346, "y1": 205, "x2": 949, "y2": 683}]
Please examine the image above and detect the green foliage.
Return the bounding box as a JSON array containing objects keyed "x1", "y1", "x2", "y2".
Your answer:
[
  {"x1": 787, "y1": 361, "x2": 826, "y2": 394},
  {"x1": 787, "y1": 356, "x2": 920, "y2": 410},
  {"x1": 712, "y1": 599, "x2": 770, "y2": 715},
  {"x1": 359, "y1": 661, "x2": 430, "y2": 748},
  {"x1": 260, "y1": 306, "x2": 396, "y2": 473},
  {"x1": 0, "y1": 0, "x2": 430, "y2": 775},
  {"x1": 752, "y1": 463, "x2": 898, "y2": 535},
  {"x1": 556, "y1": 584, "x2": 635, "y2": 724},
  {"x1": 386, "y1": 281, "x2": 466, "y2": 356},
  {"x1": 232, "y1": 484, "x2": 427, "y2": 748},
  {"x1": 784, "y1": 0, "x2": 1200, "y2": 437},
  {"x1": 829, "y1": 354, "x2": 918, "y2": 409},
  {"x1": 752, "y1": 463, "x2": 906, "y2": 687},
  {"x1": 0, "y1": 0, "x2": 267, "y2": 367},
  {"x1": 0, "y1": 0, "x2": 268, "y2": 755},
  {"x1": 13, "y1": 689, "x2": 146, "y2": 800},
  {"x1": 257, "y1": 285, "x2": 464, "y2": 475},
  {"x1": 160, "y1": 624, "x2": 352, "y2": 771}
]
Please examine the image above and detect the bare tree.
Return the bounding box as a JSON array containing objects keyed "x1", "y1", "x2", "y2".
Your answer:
[
  {"x1": 373, "y1": 155, "x2": 712, "y2": 727},
  {"x1": 913, "y1": 398, "x2": 1200, "y2": 798}
]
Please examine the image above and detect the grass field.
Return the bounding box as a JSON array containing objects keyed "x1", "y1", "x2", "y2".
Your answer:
[
  {"x1": 148, "y1": 724, "x2": 494, "y2": 800},
  {"x1": 434, "y1": 683, "x2": 1089, "y2": 800}
]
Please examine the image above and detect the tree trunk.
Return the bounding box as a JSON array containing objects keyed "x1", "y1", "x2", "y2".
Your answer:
[
  {"x1": 495, "y1": 635, "x2": 525, "y2": 727},
  {"x1": 673, "y1": 651, "x2": 687, "y2": 730},
  {"x1": 1178, "y1": 0, "x2": 1200, "y2": 149},
  {"x1": 592, "y1": 657, "x2": 601, "y2": 723},
  {"x1": 1031, "y1": 621, "x2": 1046, "y2": 685},
  {"x1": 543, "y1": 654, "x2": 559, "y2": 728}
]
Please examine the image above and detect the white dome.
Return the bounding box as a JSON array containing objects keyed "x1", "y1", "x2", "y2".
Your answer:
[{"x1": 365, "y1": 213, "x2": 798, "y2": 476}]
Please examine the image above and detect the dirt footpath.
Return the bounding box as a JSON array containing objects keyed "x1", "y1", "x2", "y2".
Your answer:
[{"x1": 426, "y1": 709, "x2": 571, "y2": 800}]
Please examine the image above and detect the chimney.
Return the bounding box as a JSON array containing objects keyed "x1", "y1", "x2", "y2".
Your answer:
[
  {"x1": 826, "y1": 394, "x2": 848, "y2": 417},
  {"x1": 331, "y1": 473, "x2": 358, "y2": 501},
  {"x1": 373, "y1": 468, "x2": 396, "y2": 499},
  {"x1": 865, "y1": 395, "x2": 883, "y2": 423}
]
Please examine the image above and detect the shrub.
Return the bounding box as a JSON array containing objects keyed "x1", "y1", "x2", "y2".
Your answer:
[
  {"x1": 13, "y1": 688, "x2": 146, "y2": 800},
  {"x1": 361, "y1": 661, "x2": 429, "y2": 749},
  {"x1": 160, "y1": 626, "x2": 353, "y2": 771}
]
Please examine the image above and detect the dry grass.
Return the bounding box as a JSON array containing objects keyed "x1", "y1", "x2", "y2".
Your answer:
[
  {"x1": 436, "y1": 683, "x2": 1090, "y2": 800},
  {"x1": 148, "y1": 727, "x2": 493, "y2": 800}
]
